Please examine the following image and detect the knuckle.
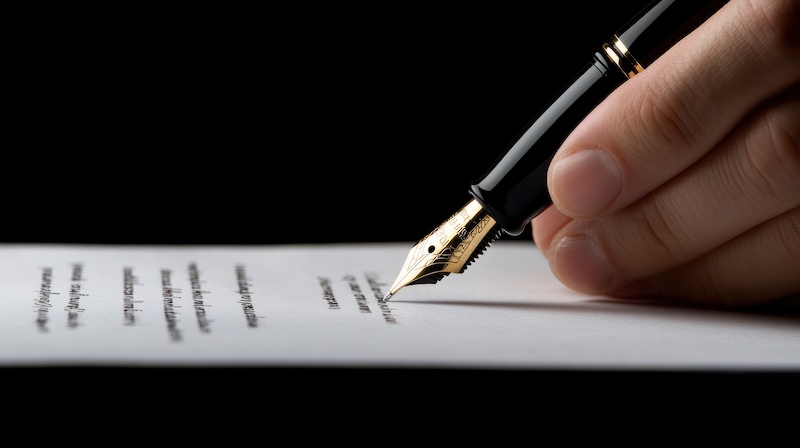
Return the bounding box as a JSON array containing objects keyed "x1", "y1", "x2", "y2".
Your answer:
[
  {"x1": 637, "y1": 198, "x2": 685, "y2": 262},
  {"x1": 779, "y1": 207, "x2": 800, "y2": 258},
  {"x1": 752, "y1": 0, "x2": 800, "y2": 69},
  {"x1": 632, "y1": 82, "x2": 696, "y2": 162},
  {"x1": 743, "y1": 93, "x2": 800, "y2": 205}
]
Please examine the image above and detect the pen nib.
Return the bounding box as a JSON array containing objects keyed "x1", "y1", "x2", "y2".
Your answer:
[{"x1": 384, "y1": 198, "x2": 501, "y2": 301}]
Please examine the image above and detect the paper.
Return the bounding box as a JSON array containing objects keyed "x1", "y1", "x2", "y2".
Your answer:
[{"x1": 1, "y1": 241, "x2": 799, "y2": 370}]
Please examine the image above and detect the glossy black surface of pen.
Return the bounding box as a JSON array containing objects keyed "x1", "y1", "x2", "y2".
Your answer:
[
  {"x1": 384, "y1": 0, "x2": 728, "y2": 300},
  {"x1": 469, "y1": 0, "x2": 728, "y2": 236},
  {"x1": 468, "y1": 52, "x2": 627, "y2": 235}
]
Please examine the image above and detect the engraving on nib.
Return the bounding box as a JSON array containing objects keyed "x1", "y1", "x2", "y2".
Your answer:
[{"x1": 383, "y1": 198, "x2": 500, "y2": 300}]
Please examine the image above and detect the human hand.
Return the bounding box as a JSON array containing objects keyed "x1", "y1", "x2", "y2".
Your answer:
[{"x1": 532, "y1": 0, "x2": 800, "y2": 308}]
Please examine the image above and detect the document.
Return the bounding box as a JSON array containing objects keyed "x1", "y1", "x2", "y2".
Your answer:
[{"x1": 2, "y1": 241, "x2": 799, "y2": 370}]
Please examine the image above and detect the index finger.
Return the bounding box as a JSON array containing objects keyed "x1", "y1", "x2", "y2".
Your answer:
[{"x1": 547, "y1": 0, "x2": 800, "y2": 219}]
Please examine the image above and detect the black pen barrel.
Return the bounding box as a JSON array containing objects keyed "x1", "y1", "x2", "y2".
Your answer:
[
  {"x1": 468, "y1": 56, "x2": 626, "y2": 236},
  {"x1": 467, "y1": 0, "x2": 728, "y2": 237}
]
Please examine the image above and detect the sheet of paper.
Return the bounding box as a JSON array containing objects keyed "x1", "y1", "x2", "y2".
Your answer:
[{"x1": 1, "y1": 241, "x2": 799, "y2": 370}]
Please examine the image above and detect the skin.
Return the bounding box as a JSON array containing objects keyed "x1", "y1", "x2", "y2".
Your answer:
[{"x1": 532, "y1": 0, "x2": 800, "y2": 309}]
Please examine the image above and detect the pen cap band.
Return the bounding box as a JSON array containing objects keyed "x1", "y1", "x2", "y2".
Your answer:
[{"x1": 603, "y1": 35, "x2": 644, "y2": 79}]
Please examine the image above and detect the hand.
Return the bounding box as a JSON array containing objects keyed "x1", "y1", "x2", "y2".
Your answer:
[{"x1": 532, "y1": 0, "x2": 800, "y2": 309}]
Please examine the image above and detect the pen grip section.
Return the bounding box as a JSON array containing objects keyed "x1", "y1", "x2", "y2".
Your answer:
[{"x1": 469, "y1": 52, "x2": 626, "y2": 236}]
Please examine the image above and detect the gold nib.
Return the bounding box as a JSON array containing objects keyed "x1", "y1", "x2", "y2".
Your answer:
[{"x1": 383, "y1": 198, "x2": 501, "y2": 301}]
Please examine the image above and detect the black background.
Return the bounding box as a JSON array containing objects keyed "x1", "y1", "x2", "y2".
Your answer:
[
  {"x1": 6, "y1": 2, "x2": 800, "y2": 416},
  {"x1": 5, "y1": 1, "x2": 655, "y2": 245}
]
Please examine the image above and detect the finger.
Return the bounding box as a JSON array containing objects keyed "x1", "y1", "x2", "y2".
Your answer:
[
  {"x1": 546, "y1": 83, "x2": 800, "y2": 296},
  {"x1": 531, "y1": 205, "x2": 572, "y2": 254},
  {"x1": 613, "y1": 207, "x2": 800, "y2": 308},
  {"x1": 547, "y1": 0, "x2": 800, "y2": 219}
]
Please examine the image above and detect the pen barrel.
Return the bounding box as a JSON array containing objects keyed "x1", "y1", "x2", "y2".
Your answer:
[
  {"x1": 469, "y1": 54, "x2": 626, "y2": 236},
  {"x1": 468, "y1": 0, "x2": 727, "y2": 237}
]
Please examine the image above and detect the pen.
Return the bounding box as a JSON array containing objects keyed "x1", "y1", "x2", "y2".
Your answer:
[{"x1": 383, "y1": 0, "x2": 729, "y2": 301}]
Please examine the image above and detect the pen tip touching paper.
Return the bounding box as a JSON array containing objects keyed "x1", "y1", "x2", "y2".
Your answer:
[{"x1": 382, "y1": 198, "x2": 502, "y2": 301}]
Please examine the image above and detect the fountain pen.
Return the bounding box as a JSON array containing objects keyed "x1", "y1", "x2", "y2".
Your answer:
[{"x1": 383, "y1": 0, "x2": 728, "y2": 301}]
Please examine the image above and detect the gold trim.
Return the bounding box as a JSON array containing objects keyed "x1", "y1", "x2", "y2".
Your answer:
[
  {"x1": 384, "y1": 198, "x2": 499, "y2": 299},
  {"x1": 603, "y1": 34, "x2": 644, "y2": 79}
]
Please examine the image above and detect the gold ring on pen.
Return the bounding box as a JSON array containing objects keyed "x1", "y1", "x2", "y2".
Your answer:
[{"x1": 602, "y1": 34, "x2": 645, "y2": 79}]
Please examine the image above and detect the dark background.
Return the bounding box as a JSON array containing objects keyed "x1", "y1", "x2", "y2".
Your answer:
[
  {"x1": 7, "y1": 1, "x2": 652, "y2": 245},
  {"x1": 7, "y1": 2, "x2": 800, "y2": 414}
]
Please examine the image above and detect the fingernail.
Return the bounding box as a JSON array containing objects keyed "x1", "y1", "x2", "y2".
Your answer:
[
  {"x1": 551, "y1": 148, "x2": 622, "y2": 217},
  {"x1": 552, "y1": 234, "x2": 612, "y2": 293}
]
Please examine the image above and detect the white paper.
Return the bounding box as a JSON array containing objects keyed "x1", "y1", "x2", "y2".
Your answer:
[{"x1": 1, "y1": 241, "x2": 799, "y2": 370}]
